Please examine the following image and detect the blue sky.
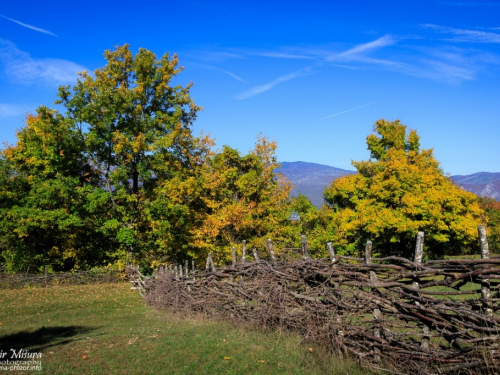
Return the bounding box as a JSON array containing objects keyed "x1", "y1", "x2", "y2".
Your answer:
[{"x1": 0, "y1": 0, "x2": 499, "y2": 175}]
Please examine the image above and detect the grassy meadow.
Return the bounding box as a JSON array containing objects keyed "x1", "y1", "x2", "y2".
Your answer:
[{"x1": 0, "y1": 282, "x2": 370, "y2": 374}]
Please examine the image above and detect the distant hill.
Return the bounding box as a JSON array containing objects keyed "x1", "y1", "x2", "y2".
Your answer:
[
  {"x1": 277, "y1": 161, "x2": 500, "y2": 207},
  {"x1": 452, "y1": 173, "x2": 500, "y2": 200},
  {"x1": 276, "y1": 161, "x2": 355, "y2": 207}
]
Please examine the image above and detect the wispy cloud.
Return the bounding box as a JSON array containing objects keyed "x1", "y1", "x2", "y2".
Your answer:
[
  {"x1": 245, "y1": 36, "x2": 396, "y2": 63},
  {"x1": 0, "y1": 39, "x2": 86, "y2": 85},
  {"x1": 438, "y1": 1, "x2": 500, "y2": 7},
  {"x1": 217, "y1": 67, "x2": 245, "y2": 82},
  {"x1": 398, "y1": 59, "x2": 475, "y2": 83},
  {"x1": 321, "y1": 101, "x2": 379, "y2": 120},
  {"x1": 0, "y1": 14, "x2": 57, "y2": 36},
  {"x1": 182, "y1": 50, "x2": 244, "y2": 63},
  {"x1": 235, "y1": 67, "x2": 312, "y2": 100},
  {"x1": 335, "y1": 35, "x2": 396, "y2": 59},
  {"x1": 249, "y1": 51, "x2": 316, "y2": 60},
  {"x1": 188, "y1": 31, "x2": 498, "y2": 95},
  {"x1": 189, "y1": 62, "x2": 245, "y2": 82},
  {"x1": 234, "y1": 36, "x2": 395, "y2": 99},
  {"x1": 423, "y1": 24, "x2": 500, "y2": 43},
  {"x1": 0, "y1": 103, "x2": 28, "y2": 118}
]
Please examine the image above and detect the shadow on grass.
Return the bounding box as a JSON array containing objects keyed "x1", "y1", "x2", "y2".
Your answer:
[{"x1": 0, "y1": 326, "x2": 96, "y2": 360}]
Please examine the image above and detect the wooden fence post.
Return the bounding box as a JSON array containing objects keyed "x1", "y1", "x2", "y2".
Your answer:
[
  {"x1": 192, "y1": 260, "x2": 195, "y2": 280},
  {"x1": 253, "y1": 248, "x2": 260, "y2": 262},
  {"x1": 206, "y1": 253, "x2": 215, "y2": 272},
  {"x1": 208, "y1": 253, "x2": 215, "y2": 272},
  {"x1": 185, "y1": 260, "x2": 189, "y2": 277},
  {"x1": 365, "y1": 241, "x2": 381, "y2": 361},
  {"x1": 412, "y1": 232, "x2": 430, "y2": 350},
  {"x1": 365, "y1": 241, "x2": 376, "y2": 281},
  {"x1": 327, "y1": 242, "x2": 336, "y2": 263},
  {"x1": 267, "y1": 239, "x2": 277, "y2": 267},
  {"x1": 478, "y1": 225, "x2": 493, "y2": 317},
  {"x1": 232, "y1": 246, "x2": 237, "y2": 267},
  {"x1": 179, "y1": 264, "x2": 183, "y2": 278},
  {"x1": 301, "y1": 235, "x2": 309, "y2": 259},
  {"x1": 413, "y1": 232, "x2": 424, "y2": 289},
  {"x1": 242, "y1": 240, "x2": 246, "y2": 264}
]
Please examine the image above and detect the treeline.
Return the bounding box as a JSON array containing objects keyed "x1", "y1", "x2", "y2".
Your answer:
[{"x1": 0, "y1": 45, "x2": 498, "y2": 273}]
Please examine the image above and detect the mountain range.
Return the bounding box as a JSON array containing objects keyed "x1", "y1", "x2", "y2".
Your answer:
[{"x1": 277, "y1": 161, "x2": 500, "y2": 208}]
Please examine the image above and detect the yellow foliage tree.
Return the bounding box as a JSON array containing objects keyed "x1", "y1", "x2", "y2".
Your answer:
[{"x1": 324, "y1": 119, "x2": 484, "y2": 258}]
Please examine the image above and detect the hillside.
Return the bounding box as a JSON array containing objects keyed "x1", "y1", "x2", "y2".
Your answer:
[
  {"x1": 452, "y1": 173, "x2": 500, "y2": 200},
  {"x1": 276, "y1": 162, "x2": 355, "y2": 207},
  {"x1": 278, "y1": 161, "x2": 500, "y2": 207}
]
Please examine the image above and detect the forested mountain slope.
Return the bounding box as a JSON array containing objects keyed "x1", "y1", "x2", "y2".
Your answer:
[{"x1": 278, "y1": 162, "x2": 500, "y2": 207}]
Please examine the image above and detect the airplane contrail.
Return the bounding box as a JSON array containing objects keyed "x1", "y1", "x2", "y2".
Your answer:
[
  {"x1": 321, "y1": 101, "x2": 379, "y2": 120},
  {"x1": 0, "y1": 14, "x2": 57, "y2": 36}
]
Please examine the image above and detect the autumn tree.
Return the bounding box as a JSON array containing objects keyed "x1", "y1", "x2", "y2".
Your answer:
[
  {"x1": 56, "y1": 45, "x2": 206, "y2": 268},
  {"x1": 324, "y1": 119, "x2": 484, "y2": 258},
  {"x1": 187, "y1": 137, "x2": 292, "y2": 264}
]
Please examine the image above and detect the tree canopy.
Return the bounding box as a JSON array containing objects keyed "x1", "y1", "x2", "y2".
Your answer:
[
  {"x1": 323, "y1": 119, "x2": 484, "y2": 258},
  {"x1": 0, "y1": 45, "x2": 293, "y2": 272},
  {"x1": 55, "y1": 45, "x2": 206, "y2": 265},
  {"x1": 0, "y1": 107, "x2": 113, "y2": 272}
]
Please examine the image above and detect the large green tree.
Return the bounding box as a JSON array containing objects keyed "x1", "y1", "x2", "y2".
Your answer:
[
  {"x1": 324, "y1": 119, "x2": 484, "y2": 258},
  {"x1": 0, "y1": 108, "x2": 113, "y2": 272},
  {"x1": 56, "y1": 45, "x2": 207, "y2": 268}
]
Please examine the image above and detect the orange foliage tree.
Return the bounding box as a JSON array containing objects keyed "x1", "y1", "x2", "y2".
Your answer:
[{"x1": 186, "y1": 137, "x2": 292, "y2": 264}]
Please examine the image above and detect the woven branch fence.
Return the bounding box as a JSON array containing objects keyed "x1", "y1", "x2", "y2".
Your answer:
[
  {"x1": 0, "y1": 268, "x2": 121, "y2": 289},
  {"x1": 129, "y1": 226, "x2": 500, "y2": 374}
]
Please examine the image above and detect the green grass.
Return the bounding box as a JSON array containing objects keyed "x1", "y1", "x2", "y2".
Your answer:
[{"x1": 0, "y1": 282, "x2": 370, "y2": 374}]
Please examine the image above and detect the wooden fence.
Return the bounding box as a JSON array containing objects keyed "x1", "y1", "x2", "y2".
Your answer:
[
  {"x1": 0, "y1": 268, "x2": 121, "y2": 289},
  {"x1": 129, "y1": 225, "x2": 500, "y2": 374}
]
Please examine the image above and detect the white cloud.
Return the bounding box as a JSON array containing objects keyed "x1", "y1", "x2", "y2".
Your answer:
[
  {"x1": 217, "y1": 67, "x2": 245, "y2": 82},
  {"x1": 189, "y1": 62, "x2": 245, "y2": 82},
  {"x1": 183, "y1": 50, "x2": 245, "y2": 63},
  {"x1": 0, "y1": 39, "x2": 86, "y2": 85},
  {"x1": 422, "y1": 24, "x2": 500, "y2": 43},
  {"x1": 233, "y1": 37, "x2": 397, "y2": 100},
  {"x1": 401, "y1": 59, "x2": 476, "y2": 83},
  {"x1": 235, "y1": 68, "x2": 312, "y2": 100},
  {"x1": 335, "y1": 35, "x2": 396, "y2": 59},
  {"x1": 0, "y1": 14, "x2": 57, "y2": 36},
  {"x1": 438, "y1": 1, "x2": 500, "y2": 7},
  {"x1": 189, "y1": 31, "x2": 498, "y2": 95},
  {"x1": 249, "y1": 51, "x2": 316, "y2": 60}
]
